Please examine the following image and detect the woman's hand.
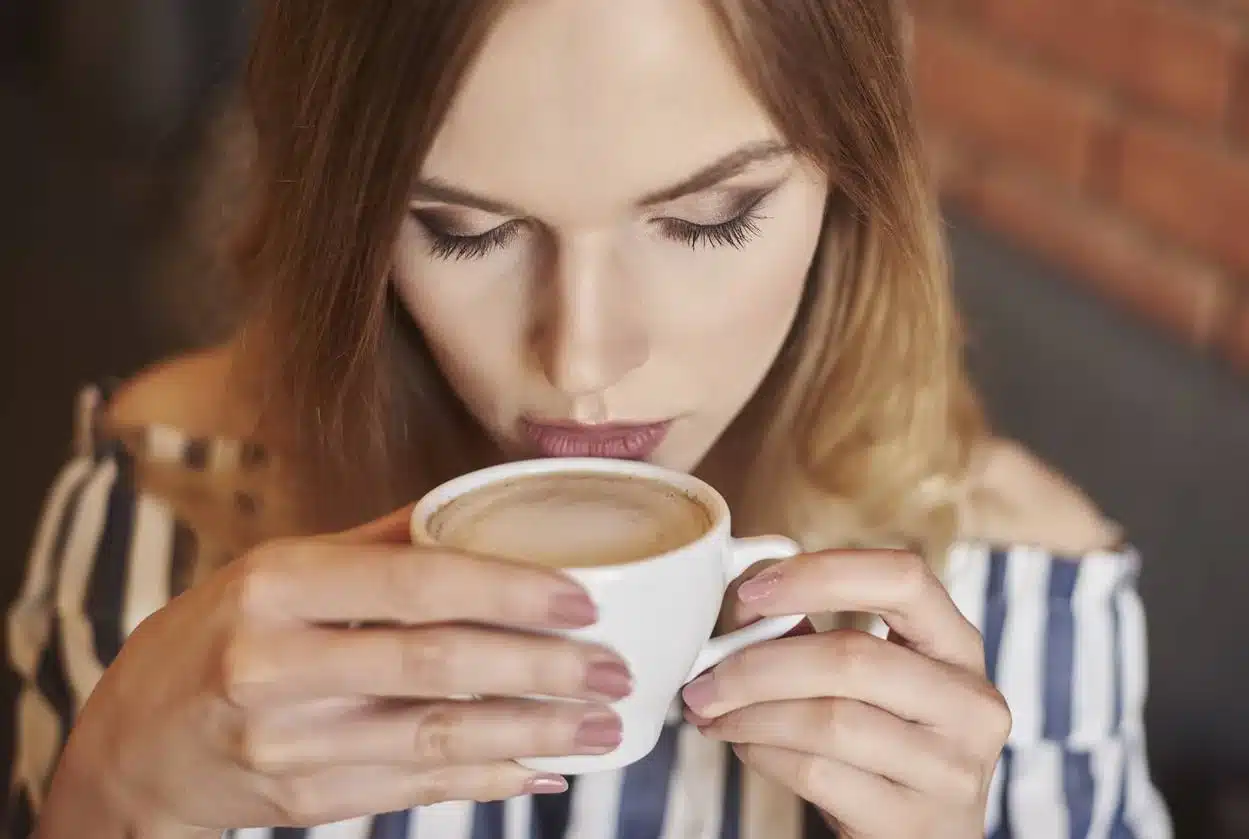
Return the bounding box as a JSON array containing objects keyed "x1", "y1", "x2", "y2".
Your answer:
[
  {"x1": 682, "y1": 550, "x2": 1010, "y2": 839},
  {"x1": 44, "y1": 508, "x2": 630, "y2": 837}
]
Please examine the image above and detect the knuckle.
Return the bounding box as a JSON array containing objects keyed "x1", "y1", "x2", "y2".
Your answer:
[
  {"x1": 484, "y1": 569, "x2": 535, "y2": 621},
  {"x1": 947, "y1": 759, "x2": 987, "y2": 802},
  {"x1": 524, "y1": 709, "x2": 580, "y2": 759},
  {"x1": 550, "y1": 642, "x2": 600, "y2": 694},
  {"x1": 406, "y1": 555, "x2": 518, "y2": 623},
  {"x1": 715, "y1": 641, "x2": 763, "y2": 689},
  {"x1": 397, "y1": 630, "x2": 456, "y2": 691},
  {"x1": 272, "y1": 776, "x2": 324, "y2": 826},
  {"x1": 793, "y1": 752, "x2": 826, "y2": 798},
  {"x1": 519, "y1": 704, "x2": 563, "y2": 754},
  {"x1": 890, "y1": 552, "x2": 934, "y2": 604},
  {"x1": 233, "y1": 542, "x2": 292, "y2": 616},
  {"x1": 411, "y1": 764, "x2": 524, "y2": 806},
  {"x1": 817, "y1": 700, "x2": 850, "y2": 748},
  {"x1": 829, "y1": 630, "x2": 876, "y2": 682},
  {"x1": 982, "y1": 688, "x2": 1013, "y2": 745},
  {"x1": 380, "y1": 551, "x2": 433, "y2": 616},
  {"x1": 234, "y1": 722, "x2": 282, "y2": 774},
  {"x1": 417, "y1": 773, "x2": 455, "y2": 806},
  {"x1": 219, "y1": 630, "x2": 264, "y2": 707},
  {"x1": 469, "y1": 765, "x2": 529, "y2": 803},
  {"x1": 967, "y1": 628, "x2": 988, "y2": 667},
  {"x1": 411, "y1": 704, "x2": 463, "y2": 765}
]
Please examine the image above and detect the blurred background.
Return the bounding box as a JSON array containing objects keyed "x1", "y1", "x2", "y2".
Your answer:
[{"x1": 2, "y1": 1, "x2": 1248, "y2": 836}]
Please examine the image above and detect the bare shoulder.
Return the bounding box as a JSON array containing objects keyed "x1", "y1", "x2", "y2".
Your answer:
[
  {"x1": 105, "y1": 342, "x2": 259, "y2": 440},
  {"x1": 959, "y1": 439, "x2": 1124, "y2": 556}
]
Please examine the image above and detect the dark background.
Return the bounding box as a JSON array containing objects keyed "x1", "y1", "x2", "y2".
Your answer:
[{"x1": 3, "y1": 3, "x2": 1248, "y2": 836}]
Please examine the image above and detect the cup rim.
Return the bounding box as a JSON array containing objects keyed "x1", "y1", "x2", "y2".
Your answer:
[{"x1": 409, "y1": 457, "x2": 730, "y2": 574}]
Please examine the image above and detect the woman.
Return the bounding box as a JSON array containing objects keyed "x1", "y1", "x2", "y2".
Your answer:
[{"x1": 12, "y1": 1, "x2": 1171, "y2": 837}]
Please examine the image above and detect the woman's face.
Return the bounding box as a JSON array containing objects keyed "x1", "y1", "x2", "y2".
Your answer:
[{"x1": 393, "y1": 0, "x2": 828, "y2": 472}]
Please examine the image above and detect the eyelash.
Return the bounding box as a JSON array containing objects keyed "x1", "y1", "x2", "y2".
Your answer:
[
  {"x1": 418, "y1": 194, "x2": 769, "y2": 261},
  {"x1": 655, "y1": 199, "x2": 766, "y2": 251},
  {"x1": 426, "y1": 221, "x2": 523, "y2": 261}
]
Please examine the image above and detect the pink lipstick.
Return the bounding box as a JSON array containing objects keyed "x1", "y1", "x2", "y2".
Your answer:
[{"x1": 521, "y1": 418, "x2": 672, "y2": 460}]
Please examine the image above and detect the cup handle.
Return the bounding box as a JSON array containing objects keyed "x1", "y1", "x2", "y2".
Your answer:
[{"x1": 683, "y1": 536, "x2": 806, "y2": 683}]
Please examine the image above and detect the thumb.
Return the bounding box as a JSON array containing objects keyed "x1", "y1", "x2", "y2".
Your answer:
[
  {"x1": 719, "y1": 560, "x2": 782, "y2": 632},
  {"x1": 720, "y1": 562, "x2": 817, "y2": 637},
  {"x1": 325, "y1": 504, "x2": 418, "y2": 545}
]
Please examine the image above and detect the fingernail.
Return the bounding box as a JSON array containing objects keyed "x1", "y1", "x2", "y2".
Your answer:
[
  {"x1": 576, "y1": 711, "x2": 624, "y2": 752},
  {"x1": 549, "y1": 590, "x2": 598, "y2": 627},
  {"x1": 737, "y1": 569, "x2": 782, "y2": 603},
  {"x1": 524, "y1": 774, "x2": 569, "y2": 795},
  {"x1": 682, "y1": 672, "x2": 718, "y2": 713},
  {"x1": 585, "y1": 659, "x2": 633, "y2": 701}
]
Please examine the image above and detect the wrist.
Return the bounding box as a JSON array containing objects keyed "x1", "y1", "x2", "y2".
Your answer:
[{"x1": 40, "y1": 736, "x2": 214, "y2": 839}]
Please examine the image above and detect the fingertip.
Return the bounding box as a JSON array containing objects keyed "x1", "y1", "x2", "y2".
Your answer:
[
  {"x1": 682, "y1": 672, "x2": 718, "y2": 714},
  {"x1": 736, "y1": 569, "x2": 782, "y2": 604},
  {"x1": 335, "y1": 505, "x2": 419, "y2": 544},
  {"x1": 547, "y1": 588, "x2": 599, "y2": 628},
  {"x1": 682, "y1": 706, "x2": 713, "y2": 727},
  {"x1": 524, "y1": 774, "x2": 569, "y2": 796}
]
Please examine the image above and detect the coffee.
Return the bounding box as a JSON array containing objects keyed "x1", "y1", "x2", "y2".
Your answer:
[{"x1": 428, "y1": 472, "x2": 713, "y2": 568}]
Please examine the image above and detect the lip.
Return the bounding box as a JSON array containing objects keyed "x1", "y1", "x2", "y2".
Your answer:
[{"x1": 520, "y1": 418, "x2": 673, "y2": 460}]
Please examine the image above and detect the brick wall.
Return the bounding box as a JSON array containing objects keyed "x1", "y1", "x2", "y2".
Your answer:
[{"x1": 910, "y1": 0, "x2": 1249, "y2": 374}]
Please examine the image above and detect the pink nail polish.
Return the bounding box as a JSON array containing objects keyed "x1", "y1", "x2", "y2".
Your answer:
[
  {"x1": 585, "y1": 659, "x2": 633, "y2": 701},
  {"x1": 524, "y1": 774, "x2": 569, "y2": 795},
  {"x1": 576, "y1": 712, "x2": 624, "y2": 752},
  {"x1": 737, "y1": 569, "x2": 782, "y2": 603},
  {"x1": 682, "y1": 672, "x2": 717, "y2": 713},
  {"x1": 550, "y1": 591, "x2": 598, "y2": 627}
]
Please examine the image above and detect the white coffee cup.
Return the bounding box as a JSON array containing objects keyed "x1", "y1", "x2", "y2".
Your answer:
[{"x1": 410, "y1": 457, "x2": 805, "y2": 775}]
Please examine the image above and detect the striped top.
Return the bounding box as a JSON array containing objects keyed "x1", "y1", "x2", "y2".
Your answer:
[{"x1": 6, "y1": 388, "x2": 1173, "y2": 839}]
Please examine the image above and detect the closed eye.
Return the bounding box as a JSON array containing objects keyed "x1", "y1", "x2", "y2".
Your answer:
[
  {"x1": 654, "y1": 190, "x2": 771, "y2": 251},
  {"x1": 415, "y1": 216, "x2": 525, "y2": 261},
  {"x1": 412, "y1": 186, "x2": 774, "y2": 261}
]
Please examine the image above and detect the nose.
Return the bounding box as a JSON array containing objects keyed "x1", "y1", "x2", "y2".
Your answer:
[{"x1": 534, "y1": 236, "x2": 648, "y2": 399}]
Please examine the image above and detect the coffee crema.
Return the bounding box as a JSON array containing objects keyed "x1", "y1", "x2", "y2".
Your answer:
[{"x1": 427, "y1": 472, "x2": 714, "y2": 568}]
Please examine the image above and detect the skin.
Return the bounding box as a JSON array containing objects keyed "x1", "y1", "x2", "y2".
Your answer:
[
  {"x1": 37, "y1": 0, "x2": 1077, "y2": 836},
  {"x1": 395, "y1": 0, "x2": 824, "y2": 469}
]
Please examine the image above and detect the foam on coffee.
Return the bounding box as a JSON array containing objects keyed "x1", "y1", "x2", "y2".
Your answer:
[{"x1": 428, "y1": 472, "x2": 713, "y2": 568}]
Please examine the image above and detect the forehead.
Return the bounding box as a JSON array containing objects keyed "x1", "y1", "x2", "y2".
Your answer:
[{"x1": 422, "y1": 0, "x2": 780, "y2": 217}]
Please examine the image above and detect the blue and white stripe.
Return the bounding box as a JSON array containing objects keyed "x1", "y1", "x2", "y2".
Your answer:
[{"x1": 3, "y1": 401, "x2": 1172, "y2": 839}]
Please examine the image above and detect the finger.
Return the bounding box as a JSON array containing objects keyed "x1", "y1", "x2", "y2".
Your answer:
[
  {"x1": 238, "y1": 698, "x2": 622, "y2": 773},
  {"x1": 698, "y1": 698, "x2": 988, "y2": 801},
  {"x1": 325, "y1": 506, "x2": 419, "y2": 546},
  {"x1": 735, "y1": 550, "x2": 984, "y2": 671},
  {"x1": 223, "y1": 625, "x2": 632, "y2": 706},
  {"x1": 236, "y1": 540, "x2": 597, "y2": 629},
  {"x1": 721, "y1": 560, "x2": 788, "y2": 631},
  {"x1": 259, "y1": 761, "x2": 566, "y2": 828},
  {"x1": 682, "y1": 630, "x2": 993, "y2": 733},
  {"x1": 735, "y1": 743, "x2": 911, "y2": 837}
]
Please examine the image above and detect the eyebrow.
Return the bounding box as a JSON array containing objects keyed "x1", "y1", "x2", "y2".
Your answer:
[
  {"x1": 410, "y1": 139, "x2": 792, "y2": 215},
  {"x1": 637, "y1": 140, "x2": 791, "y2": 205}
]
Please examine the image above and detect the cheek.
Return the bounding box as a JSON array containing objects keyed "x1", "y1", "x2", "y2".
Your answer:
[
  {"x1": 390, "y1": 228, "x2": 532, "y2": 426},
  {"x1": 650, "y1": 184, "x2": 823, "y2": 385}
]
